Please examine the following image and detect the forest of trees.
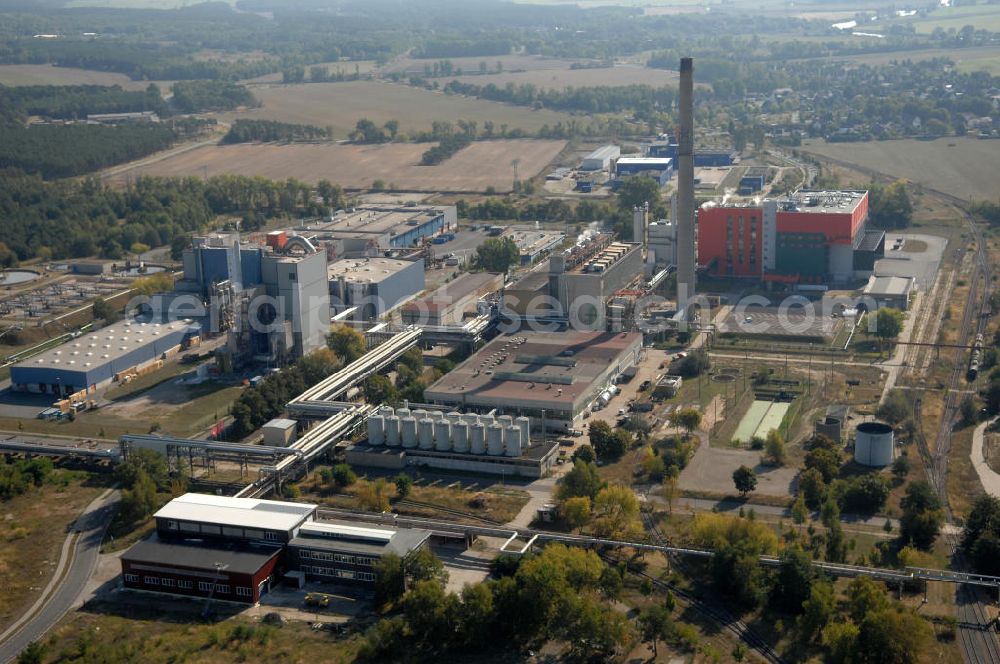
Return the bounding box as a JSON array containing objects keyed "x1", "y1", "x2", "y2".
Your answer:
[
  {"x1": 221, "y1": 119, "x2": 331, "y2": 144},
  {"x1": 0, "y1": 84, "x2": 166, "y2": 122},
  {"x1": 171, "y1": 81, "x2": 258, "y2": 113},
  {"x1": 0, "y1": 171, "x2": 339, "y2": 263},
  {"x1": 0, "y1": 123, "x2": 177, "y2": 179}
]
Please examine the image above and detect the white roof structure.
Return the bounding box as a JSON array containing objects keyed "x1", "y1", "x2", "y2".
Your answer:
[
  {"x1": 154, "y1": 493, "x2": 317, "y2": 532},
  {"x1": 299, "y1": 521, "x2": 394, "y2": 543}
]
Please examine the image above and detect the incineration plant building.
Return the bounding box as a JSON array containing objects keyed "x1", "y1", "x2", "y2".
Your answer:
[
  {"x1": 424, "y1": 330, "x2": 643, "y2": 431},
  {"x1": 697, "y1": 190, "x2": 882, "y2": 284}
]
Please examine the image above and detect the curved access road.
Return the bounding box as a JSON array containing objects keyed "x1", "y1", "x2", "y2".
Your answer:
[{"x1": 0, "y1": 488, "x2": 119, "y2": 664}]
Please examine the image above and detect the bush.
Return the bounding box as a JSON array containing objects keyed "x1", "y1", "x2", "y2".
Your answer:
[{"x1": 331, "y1": 463, "x2": 357, "y2": 488}]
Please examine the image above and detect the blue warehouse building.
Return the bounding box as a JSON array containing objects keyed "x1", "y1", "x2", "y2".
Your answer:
[
  {"x1": 10, "y1": 319, "x2": 198, "y2": 397},
  {"x1": 647, "y1": 140, "x2": 736, "y2": 169}
]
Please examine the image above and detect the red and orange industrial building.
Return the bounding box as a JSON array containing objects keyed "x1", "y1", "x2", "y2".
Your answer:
[{"x1": 696, "y1": 190, "x2": 883, "y2": 285}]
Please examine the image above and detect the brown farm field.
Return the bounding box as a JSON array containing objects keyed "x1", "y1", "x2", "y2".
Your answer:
[
  {"x1": 243, "y1": 59, "x2": 380, "y2": 84},
  {"x1": 108, "y1": 139, "x2": 566, "y2": 193},
  {"x1": 0, "y1": 64, "x2": 165, "y2": 89},
  {"x1": 447, "y1": 63, "x2": 678, "y2": 90},
  {"x1": 219, "y1": 80, "x2": 579, "y2": 137},
  {"x1": 800, "y1": 137, "x2": 1000, "y2": 201}
]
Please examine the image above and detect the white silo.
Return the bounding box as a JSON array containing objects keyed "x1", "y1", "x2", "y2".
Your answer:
[
  {"x1": 447, "y1": 411, "x2": 462, "y2": 424},
  {"x1": 400, "y1": 416, "x2": 418, "y2": 448},
  {"x1": 368, "y1": 414, "x2": 385, "y2": 446},
  {"x1": 498, "y1": 415, "x2": 514, "y2": 430},
  {"x1": 412, "y1": 409, "x2": 427, "y2": 421},
  {"x1": 418, "y1": 418, "x2": 435, "y2": 449},
  {"x1": 516, "y1": 416, "x2": 531, "y2": 446},
  {"x1": 435, "y1": 421, "x2": 452, "y2": 451},
  {"x1": 428, "y1": 410, "x2": 444, "y2": 422},
  {"x1": 385, "y1": 416, "x2": 401, "y2": 447},
  {"x1": 504, "y1": 426, "x2": 522, "y2": 457},
  {"x1": 854, "y1": 422, "x2": 894, "y2": 467},
  {"x1": 470, "y1": 423, "x2": 486, "y2": 454},
  {"x1": 487, "y1": 423, "x2": 505, "y2": 456},
  {"x1": 379, "y1": 405, "x2": 394, "y2": 417},
  {"x1": 452, "y1": 422, "x2": 470, "y2": 453},
  {"x1": 396, "y1": 407, "x2": 411, "y2": 419}
]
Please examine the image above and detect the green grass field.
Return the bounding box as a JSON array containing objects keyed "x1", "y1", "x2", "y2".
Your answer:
[
  {"x1": 0, "y1": 64, "x2": 164, "y2": 89},
  {"x1": 890, "y1": 3, "x2": 1000, "y2": 33},
  {"x1": 800, "y1": 137, "x2": 1000, "y2": 202}
]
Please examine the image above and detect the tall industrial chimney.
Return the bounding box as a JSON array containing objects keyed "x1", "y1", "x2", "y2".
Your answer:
[
  {"x1": 676, "y1": 57, "x2": 696, "y2": 306},
  {"x1": 632, "y1": 202, "x2": 648, "y2": 246}
]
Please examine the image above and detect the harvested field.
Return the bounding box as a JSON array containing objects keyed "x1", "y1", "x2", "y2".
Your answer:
[
  {"x1": 220, "y1": 81, "x2": 578, "y2": 137},
  {"x1": 448, "y1": 64, "x2": 678, "y2": 90},
  {"x1": 0, "y1": 64, "x2": 163, "y2": 89},
  {"x1": 800, "y1": 137, "x2": 1000, "y2": 201},
  {"x1": 109, "y1": 139, "x2": 566, "y2": 193}
]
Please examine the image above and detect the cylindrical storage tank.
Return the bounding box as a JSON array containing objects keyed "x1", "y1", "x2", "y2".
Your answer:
[
  {"x1": 412, "y1": 409, "x2": 427, "y2": 421},
  {"x1": 418, "y1": 418, "x2": 435, "y2": 449},
  {"x1": 516, "y1": 416, "x2": 531, "y2": 447},
  {"x1": 453, "y1": 422, "x2": 470, "y2": 453},
  {"x1": 379, "y1": 405, "x2": 394, "y2": 417},
  {"x1": 428, "y1": 410, "x2": 444, "y2": 422},
  {"x1": 385, "y1": 416, "x2": 400, "y2": 447},
  {"x1": 447, "y1": 411, "x2": 462, "y2": 424},
  {"x1": 498, "y1": 415, "x2": 514, "y2": 430},
  {"x1": 470, "y1": 424, "x2": 486, "y2": 454},
  {"x1": 400, "y1": 416, "x2": 418, "y2": 448},
  {"x1": 487, "y1": 424, "x2": 505, "y2": 456},
  {"x1": 396, "y1": 407, "x2": 411, "y2": 420},
  {"x1": 435, "y1": 421, "x2": 452, "y2": 451},
  {"x1": 854, "y1": 422, "x2": 894, "y2": 467},
  {"x1": 368, "y1": 415, "x2": 385, "y2": 446},
  {"x1": 504, "y1": 426, "x2": 522, "y2": 457}
]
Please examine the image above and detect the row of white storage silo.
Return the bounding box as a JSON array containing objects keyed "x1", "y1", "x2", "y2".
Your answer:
[{"x1": 367, "y1": 407, "x2": 529, "y2": 457}]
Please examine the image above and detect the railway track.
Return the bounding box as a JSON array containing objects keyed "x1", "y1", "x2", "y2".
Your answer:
[
  {"x1": 640, "y1": 511, "x2": 786, "y2": 664},
  {"x1": 393, "y1": 498, "x2": 503, "y2": 526},
  {"x1": 807, "y1": 151, "x2": 998, "y2": 664}
]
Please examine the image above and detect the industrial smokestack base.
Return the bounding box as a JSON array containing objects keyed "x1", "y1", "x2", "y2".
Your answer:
[{"x1": 676, "y1": 56, "x2": 697, "y2": 308}]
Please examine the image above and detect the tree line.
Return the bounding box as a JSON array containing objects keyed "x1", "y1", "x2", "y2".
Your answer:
[
  {"x1": 171, "y1": 81, "x2": 258, "y2": 114},
  {"x1": 439, "y1": 79, "x2": 676, "y2": 115},
  {"x1": 0, "y1": 84, "x2": 167, "y2": 123},
  {"x1": 420, "y1": 134, "x2": 471, "y2": 165},
  {"x1": 221, "y1": 119, "x2": 331, "y2": 144}
]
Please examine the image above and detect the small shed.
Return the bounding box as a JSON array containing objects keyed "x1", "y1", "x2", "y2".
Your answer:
[{"x1": 262, "y1": 418, "x2": 298, "y2": 447}]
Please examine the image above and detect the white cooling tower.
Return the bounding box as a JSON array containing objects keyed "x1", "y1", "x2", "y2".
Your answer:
[
  {"x1": 487, "y1": 424, "x2": 505, "y2": 456},
  {"x1": 452, "y1": 422, "x2": 470, "y2": 453},
  {"x1": 385, "y1": 416, "x2": 400, "y2": 447},
  {"x1": 504, "y1": 426, "x2": 522, "y2": 457},
  {"x1": 418, "y1": 418, "x2": 435, "y2": 449},
  {"x1": 368, "y1": 414, "x2": 385, "y2": 446},
  {"x1": 435, "y1": 421, "x2": 452, "y2": 451},
  {"x1": 470, "y1": 424, "x2": 486, "y2": 454},
  {"x1": 400, "y1": 416, "x2": 418, "y2": 448}
]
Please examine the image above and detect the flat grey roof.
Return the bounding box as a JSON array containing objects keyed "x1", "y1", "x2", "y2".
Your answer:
[
  {"x1": 289, "y1": 520, "x2": 430, "y2": 558},
  {"x1": 123, "y1": 536, "x2": 282, "y2": 575},
  {"x1": 327, "y1": 257, "x2": 417, "y2": 283},
  {"x1": 19, "y1": 318, "x2": 196, "y2": 370},
  {"x1": 865, "y1": 275, "x2": 913, "y2": 296},
  {"x1": 295, "y1": 205, "x2": 448, "y2": 237}
]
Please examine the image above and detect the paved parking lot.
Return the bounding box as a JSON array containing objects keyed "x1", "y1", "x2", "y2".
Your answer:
[
  {"x1": 874, "y1": 233, "x2": 946, "y2": 290},
  {"x1": 718, "y1": 304, "x2": 841, "y2": 341}
]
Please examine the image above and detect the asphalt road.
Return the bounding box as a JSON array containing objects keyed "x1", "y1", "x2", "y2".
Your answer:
[{"x1": 0, "y1": 488, "x2": 119, "y2": 664}]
